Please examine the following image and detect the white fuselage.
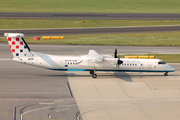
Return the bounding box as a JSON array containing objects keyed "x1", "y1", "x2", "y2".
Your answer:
[{"x1": 12, "y1": 51, "x2": 175, "y2": 73}]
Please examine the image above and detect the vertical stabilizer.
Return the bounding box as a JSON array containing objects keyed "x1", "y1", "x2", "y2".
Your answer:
[{"x1": 4, "y1": 33, "x2": 33, "y2": 58}]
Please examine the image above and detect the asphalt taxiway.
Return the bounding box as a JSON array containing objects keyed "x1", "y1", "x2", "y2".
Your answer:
[
  {"x1": 0, "y1": 43, "x2": 180, "y2": 120},
  {"x1": 1, "y1": 13, "x2": 180, "y2": 20},
  {"x1": 1, "y1": 25, "x2": 180, "y2": 36},
  {"x1": 1, "y1": 43, "x2": 180, "y2": 58},
  {"x1": 0, "y1": 59, "x2": 80, "y2": 120}
]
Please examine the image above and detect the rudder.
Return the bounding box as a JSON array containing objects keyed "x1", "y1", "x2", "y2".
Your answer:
[{"x1": 4, "y1": 33, "x2": 33, "y2": 58}]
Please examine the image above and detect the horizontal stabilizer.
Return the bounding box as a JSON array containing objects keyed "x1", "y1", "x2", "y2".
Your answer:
[{"x1": 4, "y1": 33, "x2": 24, "y2": 38}]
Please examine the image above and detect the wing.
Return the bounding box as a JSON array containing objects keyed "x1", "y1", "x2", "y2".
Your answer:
[
  {"x1": 78, "y1": 50, "x2": 116, "y2": 68},
  {"x1": 88, "y1": 50, "x2": 104, "y2": 62}
]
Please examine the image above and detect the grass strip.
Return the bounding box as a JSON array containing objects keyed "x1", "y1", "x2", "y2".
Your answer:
[
  {"x1": 10, "y1": 32, "x2": 180, "y2": 46},
  {"x1": 0, "y1": 19, "x2": 180, "y2": 29},
  {"x1": 1, "y1": 31, "x2": 180, "y2": 46},
  {"x1": 1, "y1": 0, "x2": 180, "y2": 13}
]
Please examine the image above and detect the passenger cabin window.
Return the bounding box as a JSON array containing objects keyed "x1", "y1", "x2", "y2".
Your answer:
[{"x1": 158, "y1": 61, "x2": 166, "y2": 64}]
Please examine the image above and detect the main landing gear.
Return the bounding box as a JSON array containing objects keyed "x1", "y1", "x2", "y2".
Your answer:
[
  {"x1": 164, "y1": 72, "x2": 168, "y2": 76},
  {"x1": 89, "y1": 70, "x2": 97, "y2": 79}
]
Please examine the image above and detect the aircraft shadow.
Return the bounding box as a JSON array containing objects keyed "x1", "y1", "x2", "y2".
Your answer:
[
  {"x1": 113, "y1": 72, "x2": 133, "y2": 82},
  {"x1": 65, "y1": 72, "x2": 133, "y2": 82},
  {"x1": 42, "y1": 72, "x2": 180, "y2": 82}
]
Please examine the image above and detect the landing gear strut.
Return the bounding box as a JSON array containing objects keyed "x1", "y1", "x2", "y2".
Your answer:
[
  {"x1": 164, "y1": 72, "x2": 168, "y2": 76},
  {"x1": 89, "y1": 71, "x2": 94, "y2": 74},
  {"x1": 90, "y1": 68, "x2": 97, "y2": 79}
]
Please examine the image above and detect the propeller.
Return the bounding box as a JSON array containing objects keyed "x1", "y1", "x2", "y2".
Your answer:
[
  {"x1": 114, "y1": 48, "x2": 118, "y2": 58},
  {"x1": 114, "y1": 49, "x2": 123, "y2": 68}
]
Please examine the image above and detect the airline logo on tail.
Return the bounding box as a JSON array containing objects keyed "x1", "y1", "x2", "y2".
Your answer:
[{"x1": 4, "y1": 33, "x2": 33, "y2": 58}]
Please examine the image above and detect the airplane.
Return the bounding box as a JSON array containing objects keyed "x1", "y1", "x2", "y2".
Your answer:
[{"x1": 5, "y1": 33, "x2": 175, "y2": 78}]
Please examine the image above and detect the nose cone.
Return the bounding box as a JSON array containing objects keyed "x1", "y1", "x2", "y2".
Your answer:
[{"x1": 167, "y1": 64, "x2": 175, "y2": 72}]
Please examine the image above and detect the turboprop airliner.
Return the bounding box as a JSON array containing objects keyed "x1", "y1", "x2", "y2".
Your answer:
[{"x1": 5, "y1": 33, "x2": 175, "y2": 78}]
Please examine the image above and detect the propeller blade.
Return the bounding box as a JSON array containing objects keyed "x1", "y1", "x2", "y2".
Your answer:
[
  {"x1": 118, "y1": 54, "x2": 120, "y2": 69},
  {"x1": 114, "y1": 48, "x2": 117, "y2": 58},
  {"x1": 114, "y1": 49, "x2": 123, "y2": 69}
]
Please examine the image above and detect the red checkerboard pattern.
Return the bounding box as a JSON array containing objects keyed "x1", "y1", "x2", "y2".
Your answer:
[
  {"x1": 16, "y1": 38, "x2": 19, "y2": 41},
  {"x1": 12, "y1": 41, "x2": 15, "y2": 45},
  {"x1": 7, "y1": 37, "x2": 23, "y2": 56},
  {"x1": 8, "y1": 37, "x2": 11, "y2": 41},
  {"x1": 7, "y1": 36, "x2": 33, "y2": 58}
]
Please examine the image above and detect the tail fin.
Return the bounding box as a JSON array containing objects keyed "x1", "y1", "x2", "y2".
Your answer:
[{"x1": 4, "y1": 33, "x2": 33, "y2": 58}]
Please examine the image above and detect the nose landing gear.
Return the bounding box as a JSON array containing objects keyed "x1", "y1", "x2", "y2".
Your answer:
[{"x1": 164, "y1": 72, "x2": 168, "y2": 76}]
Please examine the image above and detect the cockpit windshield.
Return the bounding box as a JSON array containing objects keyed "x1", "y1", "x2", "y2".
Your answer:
[{"x1": 158, "y1": 61, "x2": 166, "y2": 64}]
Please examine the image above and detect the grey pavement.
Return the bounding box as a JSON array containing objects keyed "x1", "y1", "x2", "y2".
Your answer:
[
  {"x1": 1, "y1": 13, "x2": 180, "y2": 20},
  {"x1": 0, "y1": 43, "x2": 180, "y2": 120},
  {"x1": 1, "y1": 25, "x2": 180, "y2": 36},
  {"x1": 0, "y1": 43, "x2": 180, "y2": 59},
  {"x1": 67, "y1": 63, "x2": 180, "y2": 120},
  {"x1": 0, "y1": 58, "x2": 80, "y2": 120}
]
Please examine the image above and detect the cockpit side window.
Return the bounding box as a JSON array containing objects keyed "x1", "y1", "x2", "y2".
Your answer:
[{"x1": 158, "y1": 61, "x2": 166, "y2": 64}]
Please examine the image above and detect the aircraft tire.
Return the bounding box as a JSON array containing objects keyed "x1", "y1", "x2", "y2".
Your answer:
[
  {"x1": 92, "y1": 74, "x2": 97, "y2": 79},
  {"x1": 164, "y1": 73, "x2": 168, "y2": 76}
]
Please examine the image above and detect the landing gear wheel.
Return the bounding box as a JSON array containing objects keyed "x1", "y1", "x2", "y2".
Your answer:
[
  {"x1": 90, "y1": 71, "x2": 94, "y2": 74},
  {"x1": 92, "y1": 74, "x2": 97, "y2": 79},
  {"x1": 164, "y1": 72, "x2": 168, "y2": 76}
]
